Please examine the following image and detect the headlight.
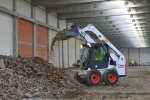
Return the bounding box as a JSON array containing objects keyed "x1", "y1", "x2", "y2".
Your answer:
[
  {"x1": 80, "y1": 45, "x2": 83, "y2": 49},
  {"x1": 87, "y1": 43, "x2": 91, "y2": 47}
]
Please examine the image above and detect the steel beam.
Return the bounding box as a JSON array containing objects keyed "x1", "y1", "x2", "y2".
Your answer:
[
  {"x1": 19, "y1": 14, "x2": 35, "y2": 22},
  {"x1": 96, "y1": 25, "x2": 150, "y2": 30},
  {"x1": 107, "y1": 34, "x2": 150, "y2": 38},
  {"x1": 48, "y1": 0, "x2": 150, "y2": 13},
  {"x1": 67, "y1": 13, "x2": 150, "y2": 23},
  {"x1": 79, "y1": 23, "x2": 150, "y2": 30},
  {"x1": 97, "y1": 27, "x2": 150, "y2": 31},
  {"x1": 75, "y1": 19, "x2": 150, "y2": 26},
  {"x1": 99, "y1": 31, "x2": 150, "y2": 35},
  {"x1": 99, "y1": 27, "x2": 150, "y2": 32},
  {"x1": 58, "y1": 6, "x2": 150, "y2": 18},
  {"x1": 101, "y1": 31, "x2": 148, "y2": 35},
  {"x1": 0, "y1": 6, "x2": 18, "y2": 16},
  {"x1": 0, "y1": 5, "x2": 61, "y2": 32},
  {"x1": 32, "y1": 0, "x2": 103, "y2": 6},
  {"x1": 36, "y1": 20, "x2": 50, "y2": 28},
  {"x1": 101, "y1": 30, "x2": 150, "y2": 33},
  {"x1": 100, "y1": 30, "x2": 150, "y2": 33}
]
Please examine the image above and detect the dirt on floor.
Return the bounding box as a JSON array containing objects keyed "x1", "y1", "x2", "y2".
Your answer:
[{"x1": 64, "y1": 66, "x2": 150, "y2": 100}]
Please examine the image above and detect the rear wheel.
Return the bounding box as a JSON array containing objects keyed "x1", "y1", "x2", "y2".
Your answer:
[
  {"x1": 85, "y1": 70, "x2": 102, "y2": 86},
  {"x1": 74, "y1": 72, "x2": 85, "y2": 84},
  {"x1": 103, "y1": 69, "x2": 118, "y2": 86}
]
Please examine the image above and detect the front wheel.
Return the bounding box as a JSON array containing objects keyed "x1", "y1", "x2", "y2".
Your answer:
[
  {"x1": 103, "y1": 69, "x2": 119, "y2": 86},
  {"x1": 85, "y1": 70, "x2": 102, "y2": 86}
]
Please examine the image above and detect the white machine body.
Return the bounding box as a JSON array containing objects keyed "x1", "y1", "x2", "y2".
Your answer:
[{"x1": 76, "y1": 24, "x2": 127, "y2": 77}]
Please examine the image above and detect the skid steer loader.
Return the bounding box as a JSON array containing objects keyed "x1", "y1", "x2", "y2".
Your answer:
[{"x1": 66, "y1": 24, "x2": 127, "y2": 86}]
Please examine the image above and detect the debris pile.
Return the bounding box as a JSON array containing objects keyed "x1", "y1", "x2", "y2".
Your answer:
[{"x1": 0, "y1": 55, "x2": 83, "y2": 100}]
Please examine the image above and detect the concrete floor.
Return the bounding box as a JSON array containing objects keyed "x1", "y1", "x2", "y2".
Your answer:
[{"x1": 64, "y1": 66, "x2": 150, "y2": 100}]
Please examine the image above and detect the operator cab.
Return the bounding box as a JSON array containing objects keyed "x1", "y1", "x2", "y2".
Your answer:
[{"x1": 80, "y1": 43, "x2": 109, "y2": 70}]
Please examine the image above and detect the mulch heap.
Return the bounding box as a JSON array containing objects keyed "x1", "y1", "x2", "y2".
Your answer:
[{"x1": 0, "y1": 55, "x2": 84, "y2": 100}]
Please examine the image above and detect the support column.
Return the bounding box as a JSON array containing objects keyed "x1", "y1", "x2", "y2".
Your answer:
[
  {"x1": 149, "y1": 48, "x2": 150, "y2": 63},
  {"x1": 57, "y1": 18, "x2": 60, "y2": 68},
  {"x1": 80, "y1": 40, "x2": 82, "y2": 54},
  {"x1": 128, "y1": 48, "x2": 129, "y2": 66},
  {"x1": 75, "y1": 38, "x2": 77, "y2": 62},
  {"x1": 13, "y1": 17, "x2": 18, "y2": 57},
  {"x1": 32, "y1": 23, "x2": 37, "y2": 57},
  {"x1": 66, "y1": 22, "x2": 69, "y2": 68},
  {"x1": 139, "y1": 48, "x2": 140, "y2": 66},
  {"x1": 60, "y1": 20, "x2": 64, "y2": 68},
  {"x1": 13, "y1": 0, "x2": 18, "y2": 57},
  {"x1": 31, "y1": 5, "x2": 37, "y2": 57},
  {"x1": 62, "y1": 40, "x2": 64, "y2": 68},
  {"x1": 46, "y1": 12, "x2": 50, "y2": 62}
]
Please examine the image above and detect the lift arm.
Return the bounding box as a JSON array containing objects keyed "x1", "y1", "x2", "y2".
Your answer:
[{"x1": 66, "y1": 24, "x2": 124, "y2": 57}]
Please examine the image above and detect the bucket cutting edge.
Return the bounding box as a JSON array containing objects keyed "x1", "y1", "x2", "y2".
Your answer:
[{"x1": 66, "y1": 25, "x2": 80, "y2": 37}]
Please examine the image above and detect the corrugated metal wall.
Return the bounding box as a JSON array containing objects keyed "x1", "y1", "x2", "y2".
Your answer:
[
  {"x1": 120, "y1": 48, "x2": 150, "y2": 65},
  {"x1": 0, "y1": 0, "x2": 13, "y2": 10},
  {"x1": 140, "y1": 48, "x2": 150, "y2": 64},
  {"x1": 0, "y1": 12, "x2": 13, "y2": 55},
  {"x1": 17, "y1": 0, "x2": 31, "y2": 17}
]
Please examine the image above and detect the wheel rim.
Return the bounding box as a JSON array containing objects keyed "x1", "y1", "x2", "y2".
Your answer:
[
  {"x1": 108, "y1": 72, "x2": 117, "y2": 83},
  {"x1": 91, "y1": 73, "x2": 100, "y2": 83}
]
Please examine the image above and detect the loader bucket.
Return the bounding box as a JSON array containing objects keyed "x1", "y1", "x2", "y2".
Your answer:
[{"x1": 66, "y1": 25, "x2": 80, "y2": 36}]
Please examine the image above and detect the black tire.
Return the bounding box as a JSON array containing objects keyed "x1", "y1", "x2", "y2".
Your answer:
[
  {"x1": 74, "y1": 72, "x2": 85, "y2": 84},
  {"x1": 103, "y1": 69, "x2": 119, "y2": 86},
  {"x1": 85, "y1": 70, "x2": 102, "y2": 86}
]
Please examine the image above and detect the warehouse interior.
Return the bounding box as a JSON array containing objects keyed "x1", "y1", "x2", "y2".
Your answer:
[
  {"x1": 0, "y1": 0, "x2": 150, "y2": 100},
  {"x1": 0, "y1": 0, "x2": 150, "y2": 67}
]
